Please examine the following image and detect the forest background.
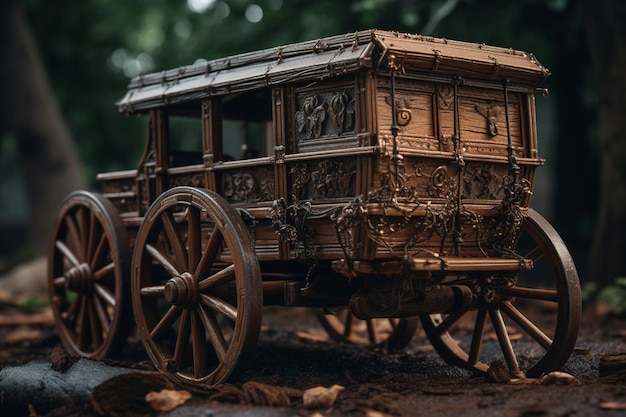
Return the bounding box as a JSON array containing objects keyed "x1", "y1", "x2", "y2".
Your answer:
[{"x1": 0, "y1": 0, "x2": 624, "y2": 299}]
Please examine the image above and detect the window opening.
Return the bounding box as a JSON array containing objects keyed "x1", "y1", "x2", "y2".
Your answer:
[{"x1": 220, "y1": 89, "x2": 273, "y2": 161}]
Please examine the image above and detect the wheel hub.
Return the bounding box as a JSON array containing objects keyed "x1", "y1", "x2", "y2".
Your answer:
[
  {"x1": 164, "y1": 272, "x2": 198, "y2": 307},
  {"x1": 65, "y1": 263, "x2": 93, "y2": 294}
]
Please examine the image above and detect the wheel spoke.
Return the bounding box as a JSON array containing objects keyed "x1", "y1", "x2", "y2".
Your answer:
[
  {"x1": 94, "y1": 283, "x2": 116, "y2": 307},
  {"x1": 140, "y1": 285, "x2": 165, "y2": 297},
  {"x1": 366, "y1": 319, "x2": 378, "y2": 345},
  {"x1": 489, "y1": 309, "x2": 522, "y2": 376},
  {"x1": 198, "y1": 305, "x2": 227, "y2": 362},
  {"x1": 161, "y1": 211, "x2": 187, "y2": 272},
  {"x1": 173, "y1": 309, "x2": 191, "y2": 369},
  {"x1": 93, "y1": 262, "x2": 115, "y2": 281},
  {"x1": 524, "y1": 245, "x2": 544, "y2": 263},
  {"x1": 187, "y1": 207, "x2": 201, "y2": 273},
  {"x1": 501, "y1": 286, "x2": 558, "y2": 302},
  {"x1": 150, "y1": 305, "x2": 183, "y2": 340},
  {"x1": 200, "y1": 293, "x2": 237, "y2": 321},
  {"x1": 468, "y1": 309, "x2": 487, "y2": 366},
  {"x1": 435, "y1": 307, "x2": 469, "y2": 334},
  {"x1": 342, "y1": 312, "x2": 354, "y2": 338},
  {"x1": 86, "y1": 210, "x2": 97, "y2": 262},
  {"x1": 92, "y1": 293, "x2": 111, "y2": 334},
  {"x1": 90, "y1": 233, "x2": 107, "y2": 271},
  {"x1": 77, "y1": 206, "x2": 90, "y2": 260},
  {"x1": 191, "y1": 311, "x2": 208, "y2": 378},
  {"x1": 55, "y1": 240, "x2": 81, "y2": 268},
  {"x1": 146, "y1": 244, "x2": 180, "y2": 277},
  {"x1": 65, "y1": 214, "x2": 84, "y2": 263},
  {"x1": 77, "y1": 296, "x2": 89, "y2": 350},
  {"x1": 54, "y1": 276, "x2": 66, "y2": 288},
  {"x1": 194, "y1": 227, "x2": 223, "y2": 280},
  {"x1": 63, "y1": 295, "x2": 81, "y2": 322},
  {"x1": 198, "y1": 264, "x2": 235, "y2": 291},
  {"x1": 500, "y1": 300, "x2": 553, "y2": 350},
  {"x1": 88, "y1": 298, "x2": 102, "y2": 349}
]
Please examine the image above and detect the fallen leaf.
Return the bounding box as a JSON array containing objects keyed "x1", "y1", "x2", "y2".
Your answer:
[
  {"x1": 600, "y1": 402, "x2": 626, "y2": 410},
  {"x1": 303, "y1": 384, "x2": 345, "y2": 409},
  {"x1": 538, "y1": 371, "x2": 576, "y2": 385},
  {"x1": 296, "y1": 329, "x2": 329, "y2": 343},
  {"x1": 145, "y1": 389, "x2": 192, "y2": 411}
]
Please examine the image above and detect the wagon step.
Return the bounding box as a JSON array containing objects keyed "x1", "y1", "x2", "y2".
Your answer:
[{"x1": 338, "y1": 256, "x2": 532, "y2": 276}]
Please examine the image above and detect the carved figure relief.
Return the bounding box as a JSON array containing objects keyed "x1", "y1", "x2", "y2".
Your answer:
[
  {"x1": 475, "y1": 102, "x2": 503, "y2": 136},
  {"x1": 295, "y1": 88, "x2": 356, "y2": 142},
  {"x1": 437, "y1": 85, "x2": 454, "y2": 110}
]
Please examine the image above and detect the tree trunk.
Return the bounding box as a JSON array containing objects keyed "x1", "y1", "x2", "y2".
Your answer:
[
  {"x1": 0, "y1": 1, "x2": 85, "y2": 256},
  {"x1": 582, "y1": 0, "x2": 626, "y2": 287}
]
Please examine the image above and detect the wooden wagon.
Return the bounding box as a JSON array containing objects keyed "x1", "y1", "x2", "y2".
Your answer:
[{"x1": 48, "y1": 30, "x2": 581, "y2": 390}]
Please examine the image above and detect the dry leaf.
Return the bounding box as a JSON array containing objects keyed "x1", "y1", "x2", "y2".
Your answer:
[
  {"x1": 600, "y1": 402, "x2": 626, "y2": 410},
  {"x1": 296, "y1": 330, "x2": 329, "y2": 343},
  {"x1": 538, "y1": 371, "x2": 576, "y2": 385},
  {"x1": 303, "y1": 384, "x2": 345, "y2": 409},
  {"x1": 145, "y1": 389, "x2": 192, "y2": 411}
]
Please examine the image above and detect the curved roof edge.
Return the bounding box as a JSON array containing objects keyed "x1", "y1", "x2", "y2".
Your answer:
[{"x1": 117, "y1": 29, "x2": 549, "y2": 113}]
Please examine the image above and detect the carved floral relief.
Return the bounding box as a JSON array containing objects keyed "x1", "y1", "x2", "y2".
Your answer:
[{"x1": 295, "y1": 87, "x2": 356, "y2": 142}]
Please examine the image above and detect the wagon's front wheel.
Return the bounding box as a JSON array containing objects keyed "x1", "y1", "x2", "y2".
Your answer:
[
  {"x1": 132, "y1": 187, "x2": 262, "y2": 390},
  {"x1": 316, "y1": 308, "x2": 418, "y2": 350},
  {"x1": 420, "y1": 209, "x2": 581, "y2": 378},
  {"x1": 48, "y1": 191, "x2": 131, "y2": 358}
]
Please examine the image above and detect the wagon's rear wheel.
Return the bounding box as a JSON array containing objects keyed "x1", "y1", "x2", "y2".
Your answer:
[
  {"x1": 132, "y1": 187, "x2": 262, "y2": 390},
  {"x1": 316, "y1": 308, "x2": 418, "y2": 350},
  {"x1": 48, "y1": 191, "x2": 131, "y2": 358},
  {"x1": 420, "y1": 209, "x2": 581, "y2": 378}
]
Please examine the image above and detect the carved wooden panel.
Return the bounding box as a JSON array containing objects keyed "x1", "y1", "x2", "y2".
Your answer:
[
  {"x1": 437, "y1": 85, "x2": 525, "y2": 158},
  {"x1": 290, "y1": 157, "x2": 357, "y2": 201},
  {"x1": 376, "y1": 78, "x2": 438, "y2": 153},
  {"x1": 295, "y1": 85, "x2": 357, "y2": 151},
  {"x1": 218, "y1": 165, "x2": 275, "y2": 204}
]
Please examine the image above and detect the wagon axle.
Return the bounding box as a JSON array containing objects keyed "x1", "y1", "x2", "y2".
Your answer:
[{"x1": 350, "y1": 283, "x2": 477, "y2": 319}]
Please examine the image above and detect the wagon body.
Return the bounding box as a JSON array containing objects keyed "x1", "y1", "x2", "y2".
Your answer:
[{"x1": 48, "y1": 30, "x2": 581, "y2": 390}]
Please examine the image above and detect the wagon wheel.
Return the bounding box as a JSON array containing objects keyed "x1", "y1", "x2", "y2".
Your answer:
[
  {"x1": 420, "y1": 208, "x2": 581, "y2": 378},
  {"x1": 316, "y1": 308, "x2": 418, "y2": 350},
  {"x1": 132, "y1": 186, "x2": 262, "y2": 390},
  {"x1": 48, "y1": 191, "x2": 131, "y2": 358}
]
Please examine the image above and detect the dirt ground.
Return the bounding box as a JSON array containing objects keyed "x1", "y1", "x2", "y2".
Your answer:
[{"x1": 0, "y1": 301, "x2": 625, "y2": 417}]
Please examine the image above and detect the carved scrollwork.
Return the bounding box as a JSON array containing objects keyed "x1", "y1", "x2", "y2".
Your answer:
[
  {"x1": 222, "y1": 167, "x2": 274, "y2": 204},
  {"x1": 462, "y1": 163, "x2": 501, "y2": 200},
  {"x1": 385, "y1": 97, "x2": 412, "y2": 126},
  {"x1": 291, "y1": 159, "x2": 356, "y2": 200},
  {"x1": 427, "y1": 166, "x2": 455, "y2": 199}
]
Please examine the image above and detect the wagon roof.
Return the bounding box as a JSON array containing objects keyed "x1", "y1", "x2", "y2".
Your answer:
[{"x1": 117, "y1": 29, "x2": 549, "y2": 113}]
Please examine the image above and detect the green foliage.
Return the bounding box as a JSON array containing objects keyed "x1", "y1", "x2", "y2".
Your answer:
[
  {"x1": 582, "y1": 277, "x2": 626, "y2": 317},
  {"x1": 17, "y1": 295, "x2": 50, "y2": 314}
]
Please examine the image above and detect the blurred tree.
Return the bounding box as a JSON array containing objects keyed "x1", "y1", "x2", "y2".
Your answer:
[
  {"x1": 0, "y1": 0, "x2": 84, "y2": 257},
  {"x1": 582, "y1": 0, "x2": 626, "y2": 288}
]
